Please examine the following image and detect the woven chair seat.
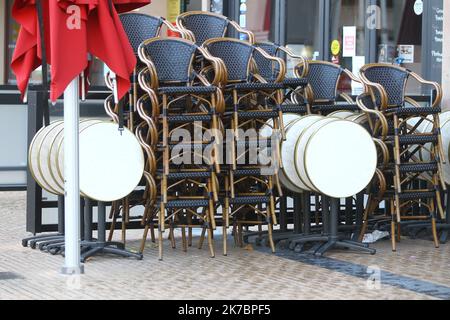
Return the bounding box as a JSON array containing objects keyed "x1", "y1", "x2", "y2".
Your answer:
[
  {"x1": 281, "y1": 104, "x2": 307, "y2": 113},
  {"x1": 312, "y1": 104, "x2": 360, "y2": 112},
  {"x1": 167, "y1": 143, "x2": 214, "y2": 151},
  {"x1": 166, "y1": 114, "x2": 213, "y2": 123},
  {"x1": 232, "y1": 168, "x2": 265, "y2": 177},
  {"x1": 229, "y1": 83, "x2": 284, "y2": 91},
  {"x1": 398, "y1": 191, "x2": 436, "y2": 200},
  {"x1": 163, "y1": 199, "x2": 211, "y2": 209},
  {"x1": 229, "y1": 196, "x2": 271, "y2": 205},
  {"x1": 238, "y1": 111, "x2": 279, "y2": 119},
  {"x1": 387, "y1": 134, "x2": 438, "y2": 145},
  {"x1": 160, "y1": 171, "x2": 212, "y2": 180},
  {"x1": 399, "y1": 162, "x2": 439, "y2": 174},
  {"x1": 282, "y1": 78, "x2": 308, "y2": 88},
  {"x1": 384, "y1": 190, "x2": 437, "y2": 200},
  {"x1": 236, "y1": 139, "x2": 273, "y2": 149},
  {"x1": 389, "y1": 106, "x2": 442, "y2": 116},
  {"x1": 158, "y1": 86, "x2": 218, "y2": 95}
]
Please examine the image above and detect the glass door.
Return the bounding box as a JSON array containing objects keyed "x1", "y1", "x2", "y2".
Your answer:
[
  {"x1": 239, "y1": 0, "x2": 276, "y2": 43},
  {"x1": 329, "y1": 0, "x2": 366, "y2": 94},
  {"x1": 376, "y1": 0, "x2": 423, "y2": 93}
]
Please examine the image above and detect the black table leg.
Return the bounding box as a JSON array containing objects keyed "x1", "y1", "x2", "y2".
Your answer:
[
  {"x1": 27, "y1": 195, "x2": 65, "y2": 251},
  {"x1": 80, "y1": 202, "x2": 143, "y2": 262},
  {"x1": 315, "y1": 198, "x2": 376, "y2": 257}
]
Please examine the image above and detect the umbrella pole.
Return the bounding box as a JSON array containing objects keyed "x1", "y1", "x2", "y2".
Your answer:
[{"x1": 61, "y1": 77, "x2": 84, "y2": 275}]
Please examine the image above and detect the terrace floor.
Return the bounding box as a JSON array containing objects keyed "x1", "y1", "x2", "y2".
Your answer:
[{"x1": 1, "y1": 191, "x2": 449, "y2": 300}]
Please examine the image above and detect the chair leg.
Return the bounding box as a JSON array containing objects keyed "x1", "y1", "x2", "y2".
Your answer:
[
  {"x1": 223, "y1": 205, "x2": 229, "y2": 256},
  {"x1": 139, "y1": 224, "x2": 150, "y2": 254},
  {"x1": 238, "y1": 223, "x2": 244, "y2": 248},
  {"x1": 158, "y1": 228, "x2": 164, "y2": 261},
  {"x1": 181, "y1": 227, "x2": 187, "y2": 252},
  {"x1": 391, "y1": 200, "x2": 397, "y2": 252},
  {"x1": 267, "y1": 222, "x2": 276, "y2": 253},
  {"x1": 359, "y1": 196, "x2": 374, "y2": 242},
  {"x1": 150, "y1": 222, "x2": 156, "y2": 243},
  {"x1": 198, "y1": 226, "x2": 206, "y2": 250},
  {"x1": 207, "y1": 225, "x2": 215, "y2": 258},
  {"x1": 169, "y1": 225, "x2": 176, "y2": 249},
  {"x1": 431, "y1": 214, "x2": 440, "y2": 248}
]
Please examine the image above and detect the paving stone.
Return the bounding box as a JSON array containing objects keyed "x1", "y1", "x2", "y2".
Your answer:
[{"x1": 0, "y1": 191, "x2": 448, "y2": 300}]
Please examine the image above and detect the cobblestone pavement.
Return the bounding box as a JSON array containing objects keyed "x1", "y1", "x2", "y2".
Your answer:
[{"x1": 0, "y1": 191, "x2": 449, "y2": 300}]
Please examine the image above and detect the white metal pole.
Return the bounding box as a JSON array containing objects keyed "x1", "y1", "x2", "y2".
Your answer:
[{"x1": 61, "y1": 76, "x2": 84, "y2": 275}]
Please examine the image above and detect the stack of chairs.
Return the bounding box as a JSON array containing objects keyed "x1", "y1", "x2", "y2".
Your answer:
[
  {"x1": 202, "y1": 38, "x2": 288, "y2": 255},
  {"x1": 177, "y1": 11, "x2": 312, "y2": 255},
  {"x1": 103, "y1": 13, "x2": 190, "y2": 245},
  {"x1": 358, "y1": 63, "x2": 445, "y2": 251},
  {"x1": 136, "y1": 37, "x2": 226, "y2": 260}
]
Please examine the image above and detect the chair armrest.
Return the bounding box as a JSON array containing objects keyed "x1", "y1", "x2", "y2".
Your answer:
[
  {"x1": 359, "y1": 73, "x2": 389, "y2": 111},
  {"x1": 356, "y1": 93, "x2": 389, "y2": 141},
  {"x1": 409, "y1": 72, "x2": 443, "y2": 108},
  {"x1": 404, "y1": 96, "x2": 423, "y2": 108},
  {"x1": 162, "y1": 19, "x2": 191, "y2": 40},
  {"x1": 373, "y1": 139, "x2": 390, "y2": 168},
  {"x1": 279, "y1": 46, "x2": 309, "y2": 78},
  {"x1": 198, "y1": 47, "x2": 228, "y2": 86},
  {"x1": 104, "y1": 94, "x2": 119, "y2": 123},
  {"x1": 339, "y1": 92, "x2": 355, "y2": 104},
  {"x1": 137, "y1": 39, "x2": 160, "y2": 89},
  {"x1": 136, "y1": 93, "x2": 160, "y2": 135},
  {"x1": 137, "y1": 71, "x2": 160, "y2": 119},
  {"x1": 254, "y1": 47, "x2": 286, "y2": 83},
  {"x1": 228, "y1": 20, "x2": 255, "y2": 44}
]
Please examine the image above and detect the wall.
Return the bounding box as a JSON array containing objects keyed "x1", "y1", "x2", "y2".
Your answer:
[
  {"x1": 442, "y1": 0, "x2": 450, "y2": 110},
  {"x1": 137, "y1": 1, "x2": 168, "y2": 18},
  {"x1": 0, "y1": 0, "x2": 6, "y2": 84}
]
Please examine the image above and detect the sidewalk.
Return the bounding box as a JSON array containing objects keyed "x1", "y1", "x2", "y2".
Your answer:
[{"x1": 0, "y1": 191, "x2": 449, "y2": 300}]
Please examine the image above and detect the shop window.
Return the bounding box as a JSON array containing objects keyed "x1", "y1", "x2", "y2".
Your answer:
[
  {"x1": 376, "y1": 0, "x2": 423, "y2": 93},
  {"x1": 329, "y1": 0, "x2": 366, "y2": 94},
  {"x1": 239, "y1": 0, "x2": 275, "y2": 43},
  {"x1": 284, "y1": 0, "x2": 321, "y2": 76}
]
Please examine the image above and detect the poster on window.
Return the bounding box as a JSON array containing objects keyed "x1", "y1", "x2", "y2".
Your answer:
[
  {"x1": 397, "y1": 45, "x2": 415, "y2": 63},
  {"x1": 343, "y1": 26, "x2": 356, "y2": 57}
]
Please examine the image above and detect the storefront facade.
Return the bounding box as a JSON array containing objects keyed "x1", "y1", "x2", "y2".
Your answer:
[
  {"x1": 0, "y1": 0, "x2": 447, "y2": 190},
  {"x1": 0, "y1": 0, "x2": 445, "y2": 91}
]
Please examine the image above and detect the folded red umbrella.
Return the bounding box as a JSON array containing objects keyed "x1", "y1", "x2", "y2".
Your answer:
[
  {"x1": 86, "y1": 0, "x2": 141, "y2": 101},
  {"x1": 11, "y1": 0, "x2": 150, "y2": 102},
  {"x1": 112, "y1": 0, "x2": 151, "y2": 13},
  {"x1": 11, "y1": 0, "x2": 47, "y2": 100}
]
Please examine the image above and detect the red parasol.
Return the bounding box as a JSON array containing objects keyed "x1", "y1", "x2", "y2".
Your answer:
[
  {"x1": 11, "y1": 0, "x2": 151, "y2": 102},
  {"x1": 11, "y1": 0, "x2": 150, "y2": 274}
]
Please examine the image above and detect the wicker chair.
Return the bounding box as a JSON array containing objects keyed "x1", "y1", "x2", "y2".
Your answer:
[
  {"x1": 176, "y1": 11, "x2": 255, "y2": 45},
  {"x1": 103, "y1": 13, "x2": 189, "y2": 246},
  {"x1": 203, "y1": 38, "x2": 287, "y2": 255},
  {"x1": 253, "y1": 42, "x2": 309, "y2": 115},
  {"x1": 359, "y1": 63, "x2": 445, "y2": 251},
  {"x1": 294, "y1": 60, "x2": 362, "y2": 115},
  {"x1": 137, "y1": 37, "x2": 226, "y2": 259}
]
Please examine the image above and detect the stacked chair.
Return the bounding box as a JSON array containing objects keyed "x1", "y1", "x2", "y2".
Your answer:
[
  {"x1": 253, "y1": 42, "x2": 309, "y2": 115},
  {"x1": 358, "y1": 63, "x2": 445, "y2": 251},
  {"x1": 136, "y1": 37, "x2": 226, "y2": 260},
  {"x1": 294, "y1": 60, "x2": 361, "y2": 115},
  {"x1": 104, "y1": 13, "x2": 190, "y2": 245},
  {"x1": 202, "y1": 37, "x2": 288, "y2": 255},
  {"x1": 176, "y1": 11, "x2": 255, "y2": 45}
]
